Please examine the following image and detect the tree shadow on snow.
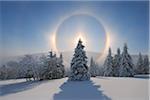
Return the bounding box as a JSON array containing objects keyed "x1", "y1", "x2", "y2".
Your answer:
[
  {"x1": 0, "y1": 80, "x2": 43, "y2": 96},
  {"x1": 53, "y1": 80, "x2": 111, "y2": 100},
  {"x1": 96, "y1": 76, "x2": 110, "y2": 80}
]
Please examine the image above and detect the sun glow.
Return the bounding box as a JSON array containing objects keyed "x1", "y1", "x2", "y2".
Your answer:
[
  {"x1": 74, "y1": 32, "x2": 87, "y2": 46},
  {"x1": 49, "y1": 12, "x2": 112, "y2": 62},
  {"x1": 50, "y1": 33, "x2": 58, "y2": 53}
]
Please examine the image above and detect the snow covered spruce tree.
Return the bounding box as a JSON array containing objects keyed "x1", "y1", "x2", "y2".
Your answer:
[
  {"x1": 41, "y1": 51, "x2": 55, "y2": 80},
  {"x1": 135, "y1": 52, "x2": 144, "y2": 74},
  {"x1": 103, "y1": 48, "x2": 114, "y2": 76},
  {"x1": 143, "y1": 55, "x2": 149, "y2": 74},
  {"x1": 40, "y1": 51, "x2": 65, "y2": 80},
  {"x1": 89, "y1": 57, "x2": 98, "y2": 77},
  {"x1": 113, "y1": 48, "x2": 121, "y2": 77},
  {"x1": 119, "y1": 43, "x2": 135, "y2": 77},
  {"x1": 55, "y1": 53, "x2": 65, "y2": 78},
  {"x1": 69, "y1": 39, "x2": 90, "y2": 81}
]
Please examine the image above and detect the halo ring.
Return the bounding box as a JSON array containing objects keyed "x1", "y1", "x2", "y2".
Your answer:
[{"x1": 52, "y1": 12, "x2": 110, "y2": 62}]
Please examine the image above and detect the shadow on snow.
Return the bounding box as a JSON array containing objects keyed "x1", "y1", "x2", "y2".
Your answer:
[
  {"x1": 53, "y1": 79, "x2": 111, "y2": 100},
  {"x1": 0, "y1": 80, "x2": 43, "y2": 96}
]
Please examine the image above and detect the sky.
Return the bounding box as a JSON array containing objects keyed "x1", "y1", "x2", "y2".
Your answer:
[{"x1": 0, "y1": 1, "x2": 149, "y2": 60}]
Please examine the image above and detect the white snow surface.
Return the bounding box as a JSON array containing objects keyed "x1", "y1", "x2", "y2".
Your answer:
[{"x1": 0, "y1": 77, "x2": 149, "y2": 100}]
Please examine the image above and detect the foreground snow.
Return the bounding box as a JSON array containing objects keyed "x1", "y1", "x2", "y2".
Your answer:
[{"x1": 0, "y1": 77, "x2": 149, "y2": 100}]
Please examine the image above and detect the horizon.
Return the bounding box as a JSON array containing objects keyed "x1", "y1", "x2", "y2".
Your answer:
[{"x1": 0, "y1": 49, "x2": 148, "y2": 66}]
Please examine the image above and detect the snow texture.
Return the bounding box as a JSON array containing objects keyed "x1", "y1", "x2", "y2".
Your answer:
[{"x1": 0, "y1": 77, "x2": 149, "y2": 100}]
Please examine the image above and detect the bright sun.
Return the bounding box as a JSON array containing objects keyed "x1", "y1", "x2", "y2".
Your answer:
[{"x1": 74, "y1": 32, "x2": 87, "y2": 45}]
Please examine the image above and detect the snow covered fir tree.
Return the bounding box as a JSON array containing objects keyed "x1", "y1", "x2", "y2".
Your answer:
[
  {"x1": 89, "y1": 57, "x2": 99, "y2": 77},
  {"x1": 119, "y1": 43, "x2": 135, "y2": 77},
  {"x1": 69, "y1": 39, "x2": 90, "y2": 81},
  {"x1": 113, "y1": 48, "x2": 121, "y2": 77},
  {"x1": 135, "y1": 52, "x2": 144, "y2": 74},
  {"x1": 135, "y1": 53, "x2": 149, "y2": 74},
  {"x1": 103, "y1": 48, "x2": 114, "y2": 76},
  {"x1": 143, "y1": 55, "x2": 149, "y2": 74},
  {"x1": 40, "y1": 51, "x2": 65, "y2": 80}
]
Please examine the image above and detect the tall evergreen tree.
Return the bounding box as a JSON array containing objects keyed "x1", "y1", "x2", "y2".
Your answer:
[
  {"x1": 143, "y1": 55, "x2": 149, "y2": 74},
  {"x1": 89, "y1": 57, "x2": 98, "y2": 77},
  {"x1": 69, "y1": 39, "x2": 90, "y2": 81},
  {"x1": 113, "y1": 48, "x2": 121, "y2": 77},
  {"x1": 119, "y1": 43, "x2": 135, "y2": 77},
  {"x1": 56, "y1": 53, "x2": 65, "y2": 78},
  {"x1": 135, "y1": 52, "x2": 144, "y2": 74},
  {"x1": 103, "y1": 48, "x2": 114, "y2": 76}
]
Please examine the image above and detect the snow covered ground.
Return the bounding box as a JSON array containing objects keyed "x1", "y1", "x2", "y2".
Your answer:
[{"x1": 0, "y1": 77, "x2": 149, "y2": 100}]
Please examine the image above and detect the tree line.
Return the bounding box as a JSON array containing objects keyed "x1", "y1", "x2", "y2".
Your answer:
[
  {"x1": 0, "y1": 51, "x2": 65, "y2": 80},
  {"x1": 0, "y1": 43, "x2": 149, "y2": 80},
  {"x1": 89, "y1": 43, "x2": 149, "y2": 77}
]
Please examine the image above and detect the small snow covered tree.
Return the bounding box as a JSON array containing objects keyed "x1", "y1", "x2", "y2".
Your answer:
[
  {"x1": 57, "y1": 53, "x2": 65, "y2": 78},
  {"x1": 89, "y1": 57, "x2": 98, "y2": 77},
  {"x1": 40, "y1": 51, "x2": 65, "y2": 80},
  {"x1": 69, "y1": 39, "x2": 90, "y2": 81},
  {"x1": 6, "y1": 61, "x2": 20, "y2": 79},
  {"x1": 119, "y1": 43, "x2": 135, "y2": 77},
  {"x1": 53, "y1": 53, "x2": 65, "y2": 79},
  {"x1": 113, "y1": 48, "x2": 121, "y2": 77},
  {"x1": 135, "y1": 53, "x2": 144, "y2": 74},
  {"x1": 0, "y1": 65, "x2": 8, "y2": 80},
  {"x1": 103, "y1": 48, "x2": 114, "y2": 76},
  {"x1": 143, "y1": 55, "x2": 149, "y2": 74},
  {"x1": 19, "y1": 55, "x2": 37, "y2": 80},
  {"x1": 41, "y1": 51, "x2": 56, "y2": 80},
  {"x1": 26, "y1": 69, "x2": 34, "y2": 81},
  {"x1": 38, "y1": 55, "x2": 48, "y2": 80},
  {"x1": 98, "y1": 66, "x2": 104, "y2": 76}
]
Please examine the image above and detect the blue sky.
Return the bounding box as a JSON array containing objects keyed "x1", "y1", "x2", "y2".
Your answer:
[{"x1": 0, "y1": 1, "x2": 149, "y2": 58}]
